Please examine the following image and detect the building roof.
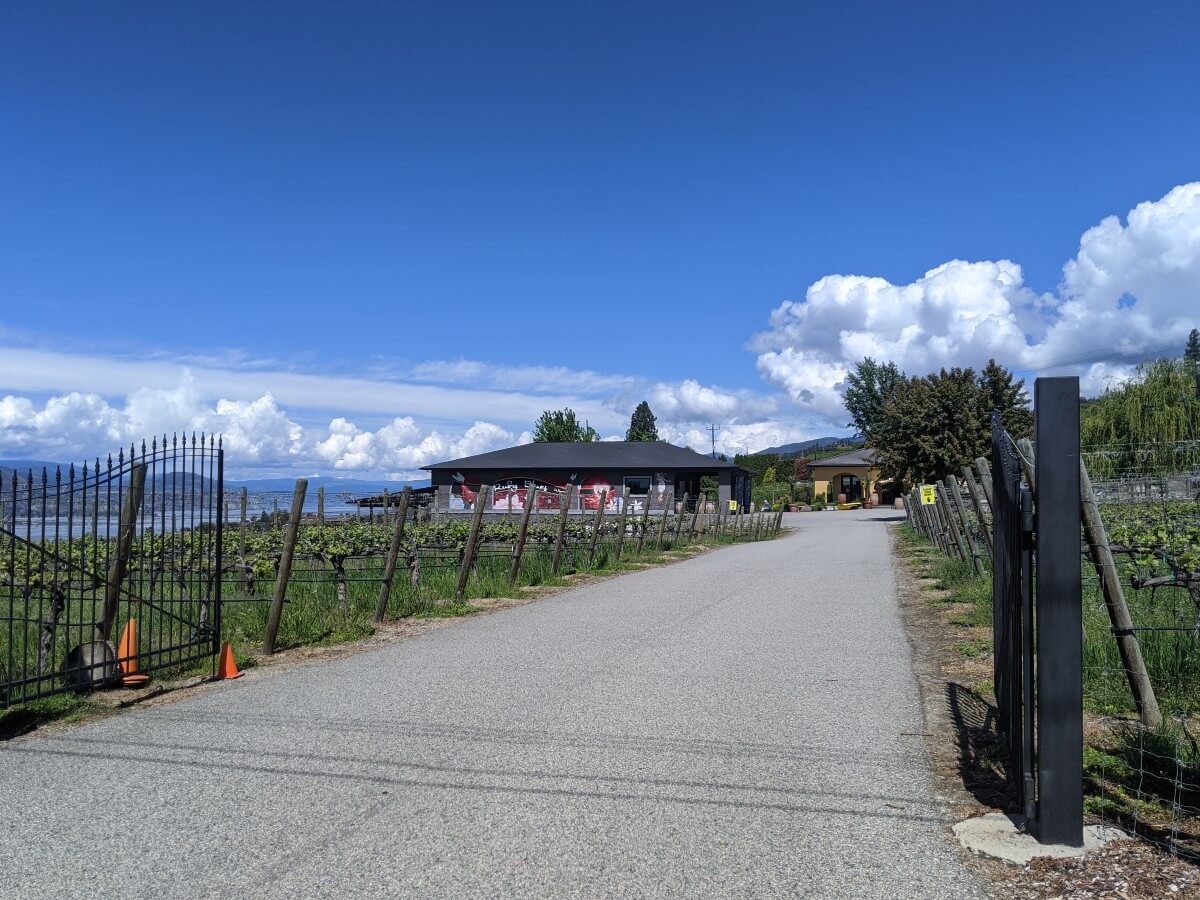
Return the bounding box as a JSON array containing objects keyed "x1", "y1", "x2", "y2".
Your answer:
[
  {"x1": 808, "y1": 447, "x2": 880, "y2": 469},
  {"x1": 423, "y1": 441, "x2": 744, "y2": 472}
]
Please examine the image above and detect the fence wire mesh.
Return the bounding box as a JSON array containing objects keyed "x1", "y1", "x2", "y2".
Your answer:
[{"x1": 1083, "y1": 441, "x2": 1200, "y2": 858}]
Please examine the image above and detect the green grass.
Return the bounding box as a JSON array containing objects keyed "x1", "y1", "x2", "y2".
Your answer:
[{"x1": 900, "y1": 520, "x2": 1200, "y2": 849}]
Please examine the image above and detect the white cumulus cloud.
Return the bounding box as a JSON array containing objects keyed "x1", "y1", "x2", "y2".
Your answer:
[{"x1": 753, "y1": 182, "x2": 1200, "y2": 418}]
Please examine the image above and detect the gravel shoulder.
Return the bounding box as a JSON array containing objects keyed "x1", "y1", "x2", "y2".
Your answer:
[
  {"x1": 891, "y1": 525, "x2": 1200, "y2": 899},
  {"x1": 2, "y1": 509, "x2": 981, "y2": 899}
]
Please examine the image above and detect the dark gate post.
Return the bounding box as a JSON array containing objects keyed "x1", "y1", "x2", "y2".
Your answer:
[{"x1": 1034, "y1": 376, "x2": 1083, "y2": 846}]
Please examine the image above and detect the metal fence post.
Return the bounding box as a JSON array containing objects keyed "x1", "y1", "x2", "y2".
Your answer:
[{"x1": 1033, "y1": 377, "x2": 1083, "y2": 847}]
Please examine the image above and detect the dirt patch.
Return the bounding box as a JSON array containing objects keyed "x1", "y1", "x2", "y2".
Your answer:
[{"x1": 890, "y1": 526, "x2": 1200, "y2": 899}]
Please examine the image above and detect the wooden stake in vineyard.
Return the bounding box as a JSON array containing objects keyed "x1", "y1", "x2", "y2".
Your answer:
[
  {"x1": 455, "y1": 485, "x2": 491, "y2": 601},
  {"x1": 263, "y1": 478, "x2": 307, "y2": 655},
  {"x1": 588, "y1": 490, "x2": 607, "y2": 566},
  {"x1": 374, "y1": 486, "x2": 411, "y2": 623},
  {"x1": 552, "y1": 484, "x2": 576, "y2": 575},
  {"x1": 635, "y1": 491, "x2": 652, "y2": 555},
  {"x1": 510, "y1": 486, "x2": 538, "y2": 583},
  {"x1": 615, "y1": 486, "x2": 630, "y2": 561}
]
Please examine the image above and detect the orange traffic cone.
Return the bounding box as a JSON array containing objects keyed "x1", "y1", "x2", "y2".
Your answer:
[
  {"x1": 117, "y1": 618, "x2": 150, "y2": 687},
  {"x1": 216, "y1": 641, "x2": 244, "y2": 680}
]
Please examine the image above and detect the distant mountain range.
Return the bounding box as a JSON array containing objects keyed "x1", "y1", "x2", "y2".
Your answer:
[
  {"x1": 227, "y1": 475, "x2": 429, "y2": 494},
  {"x1": 755, "y1": 436, "x2": 861, "y2": 458},
  {"x1": 0, "y1": 459, "x2": 428, "y2": 496}
]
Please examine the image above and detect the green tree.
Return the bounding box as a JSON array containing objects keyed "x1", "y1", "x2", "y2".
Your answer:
[
  {"x1": 843, "y1": 358, "x2": 904, "y2": 435},
  {"x1": 762, "y1": 465, "x2": 778, "y2": 485},
  {"x1": 867, "y1": 361, "x2": 1032, "y2": 485},
  {"x1": 625, "y1": 401, "x2": 660, "y2": 441},
  {"x1": 734, "y1": 453, "x2": 780, "y2": 485},
  {"x1": 532, "y1": 408, "x2": 600, "y2": 442},
  {"x1": 979, "y1": 358, "x2": 1033, "y2": 439},
  {"x1": 1080, "y1": 356, "x2": 1200, "y2": 477},
  {"x1": 1185, "y1": 328, "x2": 1200, "y2": 399}
]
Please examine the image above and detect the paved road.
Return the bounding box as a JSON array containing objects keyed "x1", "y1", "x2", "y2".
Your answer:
[{"x1": 2, "y1": 509, "x2": 982, "y2": 899}]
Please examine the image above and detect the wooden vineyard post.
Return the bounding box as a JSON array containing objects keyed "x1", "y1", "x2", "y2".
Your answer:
[
  {"x1": 374, "y1": 487, "x2": 412, "y2": 623},
  {"x1": 675, "y1": 493, "x2": 689, "y2": 545},
  {"x1": 935, "y1": 491, "x2": 954, "y2": 555},
  {"x1": 552, "y1": 484, "x2": 576, "y2": 575},
  {"x1": 962, "y1": 466, "x2": 993, "y2": 554},
  {"x1": 635, "y1": 493, "x2": 652, "y2": 555},
  {"x1": 935, "y1": 482, "x2": 964, "y2": 560},
  {"x1": 655, "y1": 494, "x2": 669, "y2": 550},
  {"x1": 239, "y1": 486, "x2": 248, "y2": 560},
  {"x1": 688, "y1": 493, "x2": 702, "y2": 541},
  {"x1": 263, "y1": 478, "x2": 307, "y2": 654},
  {"x1": 316, "y1": 485, "x2": 325, "y2": 526},
  {"x1": 774, "y1": 506, "x2": 784, "y2": 535},
  {"x1": 588, "y1": 490, "x2": 607, "y2": 566},
  {"x1": 456, "y1": 485, "x2": 490, "y2": 601},
  {"x1": 510, "y1": 486, "x2": 538, "y2": 583},
  {"x1": 1079, "y1": 459, "x2": 1162, "y2": 728},
  {"x1": 946, "y1": 474, "x2": 982, "y2": 574},
  {"x1": 99, "y1": 463, "x2": 147, "y2": 642},
  {"x1": 615, "y1": 487, "x2": 630, "y2": 561},
  {"x1": 974, "y1": 456, "x2": 995, "y2": 509}
]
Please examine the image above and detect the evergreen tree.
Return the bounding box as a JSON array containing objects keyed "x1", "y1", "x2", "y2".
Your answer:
[
  {"x1": 625, "y1": 401, "x2": 660, "y2": 441},
  {"x1": 1186, "y1": 328, "x2": 1200, "y2": 399},
  {"x1": 978, "y1": 358, "x2": 1033, "y2": 438},
  {"x1": 532, "y1": 408, "x2": 600, "y2": 442},
  {"x1": 843, "y1": 358, "x2": 903, "y2": 435}
]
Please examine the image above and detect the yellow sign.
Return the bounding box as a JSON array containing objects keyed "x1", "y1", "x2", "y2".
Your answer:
[
  {"x1": 919, "y1": 485, "x2": 937, "y2": 505},
  {"x1": 728, "y1": 500, "x2": 738, "y2": 512}
]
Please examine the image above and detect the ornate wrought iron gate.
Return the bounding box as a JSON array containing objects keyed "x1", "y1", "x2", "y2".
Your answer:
[{"x1": 2, "y1": 435, "x2": 223, "y2": 707}]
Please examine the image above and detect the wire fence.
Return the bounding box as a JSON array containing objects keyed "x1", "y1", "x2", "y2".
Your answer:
[
  {"x1": 1083, "y1": 447, "x2": 1200, "y2": 858},
  {"x1": 220, "y1": 481, "x2": 781, "y2": 658},
  {"x1": 905, "y1": 426, "x2": 1200, "y2": 857}
]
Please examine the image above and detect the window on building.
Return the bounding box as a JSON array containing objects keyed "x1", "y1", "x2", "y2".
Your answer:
[{"x1": 623, "y1": 476, "x2": 651, "y2": 495}]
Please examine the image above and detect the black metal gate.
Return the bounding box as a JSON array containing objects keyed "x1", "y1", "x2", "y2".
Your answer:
[
  {"x1": 2, "y1": 434, "x2": 223, "y2": 707},
  {"x1": 991, "y1": 410, "x2": 1035, "y2": 823},
  {"x1": 991, "y1": 378, "x2": 1084, "y2": 846}
]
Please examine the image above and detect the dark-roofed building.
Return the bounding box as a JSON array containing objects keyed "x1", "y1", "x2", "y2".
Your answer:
[{"x1": 422, "y1": 442, "x2": 751, "y2": 515}]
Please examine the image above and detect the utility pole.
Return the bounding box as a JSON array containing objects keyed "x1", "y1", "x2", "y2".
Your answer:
[{"x1": 707, "y1": 424, "x2": 718, "y2": 458}]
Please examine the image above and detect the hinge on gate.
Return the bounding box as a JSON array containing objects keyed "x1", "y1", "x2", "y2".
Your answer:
[{"x1": 1020, "y1": 486, "x2": 1034, "y2": 533}]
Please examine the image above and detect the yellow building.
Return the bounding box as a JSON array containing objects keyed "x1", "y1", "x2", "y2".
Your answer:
[{"x1": 810, "y1": 448, "x2": 884, "y2": 505}]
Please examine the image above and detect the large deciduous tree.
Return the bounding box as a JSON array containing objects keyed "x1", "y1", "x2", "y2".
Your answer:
[
  {"x1": 866, "y1": 361, "x2": 1032, "y2": 484},
  {"x1": 532, "y1": 408, "x2": 600, "y2": 442},
  {"x1": 626, "y1": 401, "x2": 659, "y2": 441},
  {"x1": 1080, "y1": 356, "x2": 1200, "y2": 476},
  {"x1": 843, "y1": 358, "x2": 903, "y2": 436}
]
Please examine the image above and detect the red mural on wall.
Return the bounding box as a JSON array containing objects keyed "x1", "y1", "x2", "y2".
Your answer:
[{"x1": 450, "y1": 474, "x2": 632, "y2": 512}]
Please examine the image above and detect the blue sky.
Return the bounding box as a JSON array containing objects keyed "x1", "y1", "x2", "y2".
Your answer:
[{"x1": 2, "y1": 2, "x2": 1199, "y2": 476}]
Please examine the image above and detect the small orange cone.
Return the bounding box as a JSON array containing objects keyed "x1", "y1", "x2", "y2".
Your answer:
[
  {"x1": 117, "y1": 619, "x2": 150, "y2": 687},
  {"x1": 216, "y1": 641, "x2": 244, "y2": 680}
]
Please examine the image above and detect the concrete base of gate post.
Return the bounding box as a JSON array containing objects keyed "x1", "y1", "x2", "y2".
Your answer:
[{"x1": 953, "y1": 813, "x2": 1121, "y2": 865}]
